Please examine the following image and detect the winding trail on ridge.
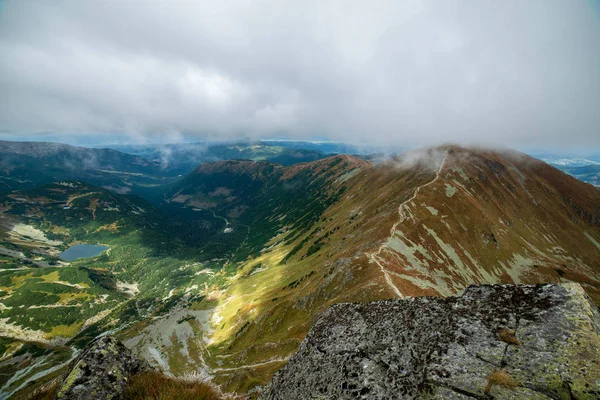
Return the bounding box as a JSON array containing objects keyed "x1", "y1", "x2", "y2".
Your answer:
[{"x1": 367, "y1": 153, "x2": 448, "y2": 298}]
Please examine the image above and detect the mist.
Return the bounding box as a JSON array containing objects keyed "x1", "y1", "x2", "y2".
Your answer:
[{"x1": 1, "y1": 0, "x2": 599, "y2": 150}]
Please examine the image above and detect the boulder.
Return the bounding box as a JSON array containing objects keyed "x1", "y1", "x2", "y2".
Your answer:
[
  {"x1": 56, "y1": 336, "x2": 150, "y2": 400},
  {"x1": 261, "y1": 283, "x2": 600, "y2": 399}
]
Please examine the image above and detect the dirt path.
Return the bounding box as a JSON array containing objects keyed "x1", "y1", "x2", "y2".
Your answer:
[
  {"x1": 209, "y1": 210, "x2": 229, "y2": 226},
  {"x1": 367, "y1": 153, "x2": 448, "y2": 297},
  {"x1": 66, "y1": 192, "x2": 97, "y2": 207},
  {"x1": 210, "y1": 357, "x2": 290, "y2": 373}
]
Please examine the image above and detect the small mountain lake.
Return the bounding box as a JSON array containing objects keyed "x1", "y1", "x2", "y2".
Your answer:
[{"x1": 59, "y1": 244, "x2": 109, "y2": 261}]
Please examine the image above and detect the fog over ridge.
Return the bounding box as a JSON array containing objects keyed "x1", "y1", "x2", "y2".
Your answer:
[{"x1": 0, "y1": 0, "x2": 599, "y2": 150}]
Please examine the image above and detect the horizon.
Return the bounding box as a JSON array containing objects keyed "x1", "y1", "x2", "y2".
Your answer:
[{"x1": 1, "y1": 135, "x2": 600, "y2": 158}]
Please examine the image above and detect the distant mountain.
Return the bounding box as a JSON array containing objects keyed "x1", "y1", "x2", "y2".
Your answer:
[
  {"x1": 110, "y1": 141, "x2": 329, "y2": 175},
  {"x1": 558, "y1": 164, "x2": 600, "y2": 187},
  {"x1": 532, "y1": 152, "x2": 600, "y2": 186},
  {"x1": 0, "y1": 141, "x2": 171, "y2": 197},
  {"x1": 0, "y1": 140, "x2": 335, "y2": 203},
  {"x1": 261, "y1": 139, "x2": 404, "y2": 155}
]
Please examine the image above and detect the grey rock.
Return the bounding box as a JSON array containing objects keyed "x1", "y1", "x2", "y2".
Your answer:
[
  {"x1": 261, "y1": 283, "x2": 600, "y2": 399},
  {"x1": 56, "y1": 336, "x2": 150, "y2": 400}
]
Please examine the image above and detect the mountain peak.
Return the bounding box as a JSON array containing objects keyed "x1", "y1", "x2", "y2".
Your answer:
[{"x1": 281, "y1": 154, "x2": 370, "y2": 180}]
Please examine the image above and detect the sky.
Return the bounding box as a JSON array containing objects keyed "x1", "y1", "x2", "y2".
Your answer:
[{"x1": 0, "y1": 0, "x2": 599, "y2": 149}]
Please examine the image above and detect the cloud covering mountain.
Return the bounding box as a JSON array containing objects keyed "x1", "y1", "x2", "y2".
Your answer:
[{"x1": 1, "y1": 0, "x2": 599, "y2": 148}]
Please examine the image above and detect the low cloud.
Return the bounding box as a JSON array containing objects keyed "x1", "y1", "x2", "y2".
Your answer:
[
  {"x1": 392, "y1": 147, "x2": 448, "y2": 171},
  {"x1": 1, "y1": 1, "x2": 599, "y2": 150}
]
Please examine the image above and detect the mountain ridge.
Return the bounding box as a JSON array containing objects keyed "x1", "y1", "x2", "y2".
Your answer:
[
  {"x1": 0, "y1": 144, "x2": 599, "y2": 397},
  {"x1": 193, "y1": 145, "x2": 600, "y2": 392}
]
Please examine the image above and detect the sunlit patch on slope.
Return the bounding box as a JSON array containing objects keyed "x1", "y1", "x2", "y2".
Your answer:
[
  {"x1": 125, "y1": 307, "x2": 214, "y2": 376},
  {"x1": 585, "y1": 232, "x2": 600, "y2": 251}
]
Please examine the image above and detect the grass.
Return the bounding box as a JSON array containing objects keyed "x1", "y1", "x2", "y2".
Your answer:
[
  {"x1": 23, "y1": 370, "x2": 224, "y2": 400},
  {"x1": 57, "y1": 291, "x2": 93, "y2": 304},
  {"x1": 498, "y1": 328, "x2": 521, "y2": 346},
  {"x1": 39, "y1": 271, "x2": 60, "y2": 283},
  {"x1": 484, "y1": 369, "x2": 519, "y2": 394},
  {"x1": 25, "y1": 380, "x2": 59, "y2": 400},
  {"x1": 46, "y1": 322, "x2": 84, "y2": 339},
  {"x1": 123, "y1": 372, "x2": 222, "y2": 400}
]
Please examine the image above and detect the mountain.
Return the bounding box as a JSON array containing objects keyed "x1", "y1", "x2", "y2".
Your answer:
[
  {"x1": 0, "y1": 140, "x2": 333, "y2": 204},
  {"x1": 1, "y1": 145, "x2": 599, "y2": 397},
  {"x1": 0, "y1": 140, "x2": 173, "y2": 198},
  {"x1": 150, "y1": 146, "x2": 600, "y2": 393},
  {"x1": 533, "y1": 152, "x2": 600, "y2": 187},
  {"x1": 165, "y1": 155, "x2": 370, "y2": 255},
  {"x1": 110, "y1": 141, "x2": 330, "y2": 175},
  {"x1": 560, "y1": 164, "x2": 600, "y2": 187},
  {"x1": 261, "y1": 139, "x2": 403, "y2": 156}
]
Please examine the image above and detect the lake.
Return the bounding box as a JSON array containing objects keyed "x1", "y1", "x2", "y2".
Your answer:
[{"x1": 58, "y1": 244, "x2": 109, "y2": 261}]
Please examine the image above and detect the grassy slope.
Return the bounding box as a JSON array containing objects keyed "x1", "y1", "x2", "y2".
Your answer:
[{"x1": 200, "y1": 147, "x2": 600, "y2": 392}]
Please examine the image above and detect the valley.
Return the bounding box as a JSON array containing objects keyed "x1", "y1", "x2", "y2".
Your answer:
[{"x1": 0, "y1": 142, "x2": 598, "y2": 398}]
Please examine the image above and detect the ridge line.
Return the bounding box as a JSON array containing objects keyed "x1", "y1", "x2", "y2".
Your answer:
[{"x1": 366, "y1": 152, "x2": 449, "y2": 298}]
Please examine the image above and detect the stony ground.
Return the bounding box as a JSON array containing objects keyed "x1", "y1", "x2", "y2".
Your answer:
[{"x1": 261, "y1": 283, "x2": 600, "y2": 399}]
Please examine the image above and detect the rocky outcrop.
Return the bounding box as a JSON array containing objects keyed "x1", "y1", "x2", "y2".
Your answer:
[
  {"x1": 261, "y1": 283, "x2": 600, "y2": 399},
  {"x1": 56, "y1": 336, "x2": 150, "y2": 400}
]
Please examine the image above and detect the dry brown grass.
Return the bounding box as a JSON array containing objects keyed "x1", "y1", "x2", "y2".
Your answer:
[
  {"x1": 497, "y1": 328, "x2": 521, "y2": 346},
  {"x1": 484, "y1": 369, "x2": 519, "y2": 394},
  {"x1": 26, "y1": 380, "x2": 59, "y2": 400},
  {"x1": 124, "y1": 371, "x2": 223, "y2": 400}
]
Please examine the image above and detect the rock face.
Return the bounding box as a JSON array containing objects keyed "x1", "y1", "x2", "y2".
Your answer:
[
  {"x1": 261, "y1": 283, "x2": 600, "y2": 399},
  {"x1": 56, "y1": 336, "x2": 150, "y2": 400}
]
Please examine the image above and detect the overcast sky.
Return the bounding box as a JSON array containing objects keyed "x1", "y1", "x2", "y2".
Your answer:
[{"x1": 1, "y1": 0, "x2": 599, "y2": 149}]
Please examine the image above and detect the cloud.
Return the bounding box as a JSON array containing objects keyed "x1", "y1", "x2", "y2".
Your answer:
[
  {"x1": 0, "y1": 0, "x2": 599, "y2": 149},
  {"x1": 391, "y1": 146, "x2": 448, "y2": 171}
]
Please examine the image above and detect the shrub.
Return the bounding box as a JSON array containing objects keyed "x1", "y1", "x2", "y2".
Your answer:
[
  {"x1": 484, "y1": 369, "x2": 518, "y2": 394},
  {"x1": 497, "y1": 328, "x2": 521, "y2": 346}
]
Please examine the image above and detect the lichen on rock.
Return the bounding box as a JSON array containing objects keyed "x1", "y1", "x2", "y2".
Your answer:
[
  {"x1": 56, "y1": 336, "x2": 150, "y2": 400},
  {"x1": 260, "y1": 283, "x2": 600, "y2": 399}
]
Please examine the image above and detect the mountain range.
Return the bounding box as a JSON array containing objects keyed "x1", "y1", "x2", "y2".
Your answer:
[{"x1": 0, "y1": 141, "x2": 598, "y2": 397}]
